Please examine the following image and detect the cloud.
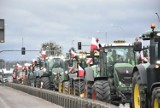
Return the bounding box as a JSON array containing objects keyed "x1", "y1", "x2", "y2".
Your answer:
[{"x1": 0, "y1": 0, "x2": 160, "y2": 60}]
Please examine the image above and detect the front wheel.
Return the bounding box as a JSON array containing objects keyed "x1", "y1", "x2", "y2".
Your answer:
[
  {"x1": 132, "y1": 72, "x2": 146, "y2": 108},
  {"x1": 63, "y1": 81, "x2": 70, "y2": 94},
  {"x1": 92, "y1": 80, "x2": 111, "y2": 102},
  {"x1": 73, "y1": 79, "x2": 85, "y2": 97},
  {"x1": 152, "y1": 87, "x2": 160, "y2": 108},
  {"x1": 40, "y1": 77, "x2": 50, "y2": 89}
]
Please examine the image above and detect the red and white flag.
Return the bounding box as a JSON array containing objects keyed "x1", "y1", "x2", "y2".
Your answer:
[
  {"x1": 78, "y1": 65, "x2": 85, "y2": 77},
  {"x1": 40, "y1": 50, "x2": 46, "y2": 58},
  {"x1": 140, "y1": 51, "x2": 148, "y2": 62},
  {"x1": 90, "y1": 37, "x2": 99, "y2": 51},
  {"x1": 68, "y1": 67, "x2": 74, "y2": 73},
  {"x1": 140, "y1": 51, "x2": 144, "y2": 61},
  {"x1": 16, "y1": 64, "x2": 23, "y2": 70},
  {"x1": 86, "y1": 58, "x2": 93, "y2": 64},
  {"x1": 71, "y1": 50, "x2": 77, "y2": 58},
  {"x1": 24, "y1": 63, "x2": 32, "y2": 69}
]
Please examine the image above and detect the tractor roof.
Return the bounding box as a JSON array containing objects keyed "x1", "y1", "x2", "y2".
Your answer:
[
  {"x1": 104, "y1": 43, "x2": 133, "y2": 47},
  {"x1": 102, "y1": 40, "x2": 133, "y2": 47},
  {"x1": 142, "y1": 29, "x2": 160, "y2": 37},
  {"x1": 46, "y1": 55, "x2": 65, "y2": 60}
]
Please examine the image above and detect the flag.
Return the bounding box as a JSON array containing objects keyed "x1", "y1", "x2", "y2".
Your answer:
[
  {"x1": 78, "y1": 65, "x2": 85, "y2": 77},
  {"x1": 90, "y1": 37, "x2": 99, "y2": 51},
  {"x1": 71, "y1": 50, "x2": 77, "y2": 58},
  {"x1": 16, "y1": 64, "x2": 23, "y2": 70},
  {"x1": 86, "y1": 58, "x2": 93, "y2": 64},
  {"x1": 68, "y1": 67, "x2": 74, "y2": 73},
  {"x1": 24, "y1": 63, "x2": 31, "y2": 69},
  {"x1": 40, "y1": 50, "x2": 46, "y2": 58},
  {"x1": 140, "y1": 51, "x2": 144, "y2": 61}
]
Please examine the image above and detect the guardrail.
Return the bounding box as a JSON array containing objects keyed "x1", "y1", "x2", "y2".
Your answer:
[{"x1": 6, "y1": 83, "x2": 118, "y2": 108}]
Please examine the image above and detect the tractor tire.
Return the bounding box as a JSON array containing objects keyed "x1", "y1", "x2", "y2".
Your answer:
[
  {"x1": 41, "y1": 77, "x2": 50, "y2": 89},
  {"x1": 92, "y1": 80, "x2": 111, "y2": 102},
  {"x1": 152, "y1": 87, "x2": 160, "y2": 108},
  {"x1": 63, "y1": 81, "x2": 70, "y2": 94},
  {"x1": 73, "y1": 79, "x2": 85, "y2": 97},
  {"x1": 86, "y1": 81, "x2": 93, "y2": 99},
  {"x1": 36, "y1": 78, "x2": 41, "y2": 88},
  {"x1": 69, "y1": 79, "x2": 74, "y2": 95},
  {"x1": 132, "y1": 71, "x2": 146, "y2": 108}
]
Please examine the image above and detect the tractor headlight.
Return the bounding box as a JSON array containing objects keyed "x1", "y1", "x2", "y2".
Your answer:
[
  {"x1": 154, "y1": 60, "x2": 160, "y2": 69},
  {"x1": 156, "y1": 60, "x2": 160, "y2": 64},
  {"x1": 65, "y1": 71, "x2": 68, "y2": 74},
  {"x1": 43, "y1": 68, "x2": 46, "y2": 72},
  {"x1": 157, "y1": 33, "x2": 160, "y2": 36},
  {"x1": 154, "y1": 64, "x2": 159, "y2": 69},
  {"x1": 119, "y1": 81, "x2": 126, "y2": 87}
]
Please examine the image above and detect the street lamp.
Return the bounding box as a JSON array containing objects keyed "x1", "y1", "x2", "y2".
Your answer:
[
  {"x1": 155, "y1": 13, "x2": 160, "y2": 29},
  {"x1": 71, "y1": 40, "x2": 74, "y2": 48}
]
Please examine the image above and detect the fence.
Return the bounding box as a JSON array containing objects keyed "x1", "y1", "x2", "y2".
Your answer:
[{"x1": 6, "y1": 83, "x2": 118, "y2": 108}]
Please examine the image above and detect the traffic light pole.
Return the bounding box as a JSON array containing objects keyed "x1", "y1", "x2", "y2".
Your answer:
[{"x1": 0, "y1": 49, "x2": 40, "y2": 53}]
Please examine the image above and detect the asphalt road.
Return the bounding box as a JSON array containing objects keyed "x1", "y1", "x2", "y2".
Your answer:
[{"x1": 0, "y1": 84, "x2": 63, "y2": 108}]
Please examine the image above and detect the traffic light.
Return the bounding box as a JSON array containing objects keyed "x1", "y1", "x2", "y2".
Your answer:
[
  {"x1": 0, "y1": 19, "x2": 5, "y2": 43},
  {"x1": 78, "y1": 42, "x2": 81, "y2": 50},
  {"x1": 21, "y1": 47, "x2": 25, "y2": 55}
]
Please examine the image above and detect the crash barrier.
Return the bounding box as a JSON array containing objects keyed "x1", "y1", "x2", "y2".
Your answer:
[{"x1": 6, "y1": 83, "x2": 118, "y2": 108}]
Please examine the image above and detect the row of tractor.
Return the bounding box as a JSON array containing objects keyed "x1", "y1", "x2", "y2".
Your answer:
[{"x1": 11, "y1": 24, "x2": 160, "y2": 108}]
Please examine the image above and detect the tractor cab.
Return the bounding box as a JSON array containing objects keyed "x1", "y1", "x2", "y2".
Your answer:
[
  {"x1": 92, "y1": 40, "x2": 137, "y2": 104},
  {"x1": 132, "y1": 24, "x2": 160, "y2": 108}
]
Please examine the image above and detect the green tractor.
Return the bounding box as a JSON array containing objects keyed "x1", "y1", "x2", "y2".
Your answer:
[
  {"x1": 66, "y1": 52, "x2": 87, "y2": 97},
  {"x1": 132, "y1": 24, "x2": 160, "y2": 108},
  {"x1": 40, "y1": 56, "x2": 69, "y2": 91},
  {"x1": 85, "y1": 40, "x2": 137, "y2": 105}
]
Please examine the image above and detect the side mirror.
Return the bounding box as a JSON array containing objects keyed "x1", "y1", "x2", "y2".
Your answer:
[{"x1": 133, "y1": 41, "x2": 142, "y2": 51}]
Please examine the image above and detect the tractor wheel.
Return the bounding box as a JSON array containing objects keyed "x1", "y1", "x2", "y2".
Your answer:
[
  {"x1": 41, "y1": 77, "x2": 50, "y2": 89},
  {"x1": 152, "y1": 87, "x2": 160, "y2": 108},
  {"x1": 36, "y1": 78, "x2": 40, "y2": 88},
  {"x1": 92, "y1": 80, "x2": 111, "y2": 102},
  {"x1": 63, "y1": 81, "x2": 70, "y2": 94},
  {"x1": 85, "y1": 81, "x2": 93, "y2": 99},
  {"x1": 69, "y1": 79, "x2": 74, "y2": 95},
  {"x1": 132, "y1": 72, "x2": 146, "y2": 108},
  {"x1": 73, "y1": 79, "x2": 85, "y2": 97}
]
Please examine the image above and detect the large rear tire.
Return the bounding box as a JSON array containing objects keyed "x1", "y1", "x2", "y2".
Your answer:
[
  {"x1": 152, "y1": 87, "x2": 160, "y2": 108},
  {"x1": 73, "y1": 79, "x2": 85, "y2": 97},
  {"x1": 92, "y1": 80, "x2": 111, "y2": 102},
  {"x1": 85, "y1": 81, "x2": 93, "y2": 99},
  {"x1": 36, "y1": 78, "x2": 40, "y2": 88},
  {"x1": 132, "y1": 72, "x2": 146, "y2": 108},
  {"x1": 63, "y1": 81, "x2": 70, "y2": 94},
  {"x1": 41, "y1": 77, "x2": 50, "y2": 89}
]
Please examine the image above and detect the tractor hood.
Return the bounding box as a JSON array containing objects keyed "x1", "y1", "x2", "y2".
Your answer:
[
  {"x1": 114, "y1": 63, "x2": 134, "y2": 84},
  {"x1": 52, "y1": 68, "x2": 64, "y2": 75}
]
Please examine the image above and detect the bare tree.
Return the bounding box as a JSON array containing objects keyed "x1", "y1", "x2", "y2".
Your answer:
[{"x1": 41, "y1": 41, "x2": 62, "y2": 56}]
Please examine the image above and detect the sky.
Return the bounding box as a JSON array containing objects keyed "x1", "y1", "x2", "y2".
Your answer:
[{"x1": 0, "y1": 0, "x2": 160, "y2": 61}]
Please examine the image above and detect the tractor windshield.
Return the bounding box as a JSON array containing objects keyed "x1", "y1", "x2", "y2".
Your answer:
[
  {"x1": 106, "y1": 46, "x2": 134, "y2": 65},
  {"x1": 48, "y1": 58, "x2": 65, "y2": 71}
]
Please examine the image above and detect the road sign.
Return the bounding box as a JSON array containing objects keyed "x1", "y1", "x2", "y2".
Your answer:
[{"x1": 0, "y1": 19, "x2": 5, "y2": 43}]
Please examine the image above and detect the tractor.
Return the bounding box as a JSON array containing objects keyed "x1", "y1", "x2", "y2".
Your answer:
[
  {"x1": 39, "y1": 55, "x2": 69, "y2": 91},
  {"x1": 132, "y1": 24, "x2": 160, "y2": 108},
  {"x1": 85, "y1": 40, "x2": 137, "y2": 105},
  {"x1": 66, "y1": 51, "x2": 87, "y2": 96}
]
